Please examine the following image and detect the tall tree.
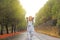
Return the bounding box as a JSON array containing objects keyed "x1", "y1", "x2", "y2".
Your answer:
[
  {"x1": 0, "y1": 0, "x2": 26, "y2": 35},
  {"x1": 35, "y1": 0, "x2": 60, "y2": 35}
]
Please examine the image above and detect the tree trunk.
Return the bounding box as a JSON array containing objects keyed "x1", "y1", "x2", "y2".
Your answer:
[
  {"x1": 14, "y1": 25, "x2": 16, "y2": 33},
  {"x1": 5, "y1": 24, "x2": 9, "y2": 34},
  {"x1": 11, "y1": 24, "x2": 16, "y2": 33},
  {"x1": 11, "y1": 24, "x2": 14, "y2": 33},
  {"x1": 1, "y1": 25, "x2": 4, "y2": 35}
]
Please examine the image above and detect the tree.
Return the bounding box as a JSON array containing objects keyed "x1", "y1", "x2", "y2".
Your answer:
[
  {"x1": 0, "y1": 0, "x2": 26, "y2": 35},
  {"x1": 35, "y1": 0, "x2": 60, "y2": 36}
]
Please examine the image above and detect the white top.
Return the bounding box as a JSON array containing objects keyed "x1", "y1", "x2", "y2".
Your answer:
[{"x1": 27, "y1": 21, "x2": 34, "y2": 32}]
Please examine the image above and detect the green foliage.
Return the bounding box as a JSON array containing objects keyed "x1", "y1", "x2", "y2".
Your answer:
[
  {"x1": 0, "y1": 0, "x2": 26, "y2": 31},
  {"x1": 35, "y1": 0, "x2": 60, "y2": 36},
  {"x1": 35, "y1": 0, "x2": 60, "y2": 26}
]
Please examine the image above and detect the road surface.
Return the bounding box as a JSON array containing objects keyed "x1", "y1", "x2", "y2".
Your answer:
[{"x1": 1, "y1": 32, "x2": 60, "y2": 40}]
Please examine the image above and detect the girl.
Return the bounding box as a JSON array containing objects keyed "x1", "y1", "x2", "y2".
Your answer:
[{"x1": 26, "y1": 16, "x2": 34, "y2": 40}]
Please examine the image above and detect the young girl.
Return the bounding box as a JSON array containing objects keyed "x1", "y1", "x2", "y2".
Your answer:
[{"x1": 26, "y1": 16, "x2": 34, "y2": 40}]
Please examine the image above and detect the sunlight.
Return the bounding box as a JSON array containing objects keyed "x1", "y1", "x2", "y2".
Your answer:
[{"x1": 19, "y1": 0, "x2": 48, "y2": 17}]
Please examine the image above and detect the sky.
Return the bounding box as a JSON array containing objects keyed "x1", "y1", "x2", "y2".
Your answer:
[{"x1": 19, "y1": 0, "x2": 48, "y2": 17}]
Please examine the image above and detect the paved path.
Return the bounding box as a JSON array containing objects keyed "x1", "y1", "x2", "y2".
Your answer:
[{"x1": 1, "y1": 32, "x2": 60, "y2": 40}]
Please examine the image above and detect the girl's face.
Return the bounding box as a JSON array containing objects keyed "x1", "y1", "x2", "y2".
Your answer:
[{"x1": 28, "y1": 16, "x2": 34, "y2": 21}]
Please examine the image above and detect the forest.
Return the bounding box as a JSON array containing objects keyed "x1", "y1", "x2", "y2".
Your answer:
[
  {"x1": 35, "y1": 0, "x2": 60, "y2": 37},
  {"x1": 0, "y1": 0, "x2": 26, "y2": 35}
]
